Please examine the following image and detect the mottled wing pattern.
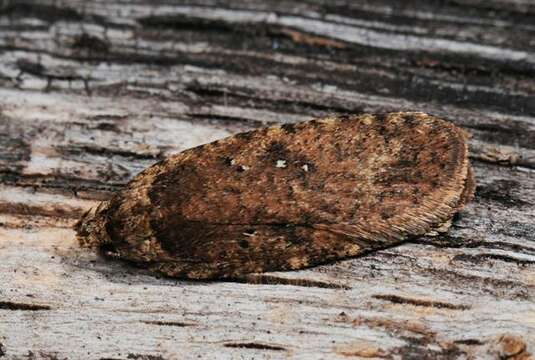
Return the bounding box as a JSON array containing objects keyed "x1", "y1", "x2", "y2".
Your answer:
[{"x1": 76, "y1": 112, "x2": 473, "y2": 279}]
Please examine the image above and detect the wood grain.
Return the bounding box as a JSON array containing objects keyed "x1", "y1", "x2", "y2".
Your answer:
[{"x1": 0, "y1": 0, "x2": 534, "y2": 359}]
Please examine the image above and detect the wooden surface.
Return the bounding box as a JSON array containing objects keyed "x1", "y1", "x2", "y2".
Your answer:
[{"x1": 0, "y1": 0, "x2": 534, "y2": 359}]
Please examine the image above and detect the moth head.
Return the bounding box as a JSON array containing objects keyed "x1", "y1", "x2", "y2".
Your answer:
[{"x1": 74, "y1": 201, "x2": 113, "y2": 250}]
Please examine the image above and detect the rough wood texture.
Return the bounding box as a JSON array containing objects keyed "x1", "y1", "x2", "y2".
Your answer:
[{"x1": 0, "y1": 0, "x2": 534, "y2": 359}]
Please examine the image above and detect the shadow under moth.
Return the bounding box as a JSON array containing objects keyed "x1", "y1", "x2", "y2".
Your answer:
[{"x1": 76, "y1": 112, "x2": 475, "y2": 279}]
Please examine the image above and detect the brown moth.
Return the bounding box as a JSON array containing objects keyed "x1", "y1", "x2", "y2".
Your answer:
[{"x1": 76, "y1": 112, "x2": 474, "y2": 279}]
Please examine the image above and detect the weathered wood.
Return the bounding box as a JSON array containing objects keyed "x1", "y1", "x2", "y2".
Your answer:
[{"x1": 0, "y1": 0, "x2": 534, "y2": 359}]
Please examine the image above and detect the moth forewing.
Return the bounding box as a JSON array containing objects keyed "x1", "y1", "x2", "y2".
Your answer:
[{"x1": 76, "y1": 112, "x2": 474, "y2": 279}]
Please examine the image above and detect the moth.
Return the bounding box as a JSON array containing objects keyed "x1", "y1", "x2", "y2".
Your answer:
[{"x1": 76, "y1": 112, "x2": 474, "y2": 279}]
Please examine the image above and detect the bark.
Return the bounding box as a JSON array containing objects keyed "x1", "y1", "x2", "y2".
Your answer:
[{"x1": 0, "y1": 0, "x2": 534, "y2": 359}]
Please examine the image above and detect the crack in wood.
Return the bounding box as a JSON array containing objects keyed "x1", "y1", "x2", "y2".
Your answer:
[
  {"x1": 237, "y1": 274, "x2": 350, "y2": 290},
  {"x1": 142, "y1": 320, "x2": 196, "y2": 327},
  {"x1": 414, "y1": 235, "x2": 535, "y2": 255},
  {"x1": 372, "y1": 294, "x2": 470, "y2": 310},
  {"x1": 452, "y1": 253, "x2": 535, "y2": 266},
  {"x1": 223, "y1": 342, "x2": 287, "y2": 351},
  {"x1": 138, "y1": 14, "x2": 346, "y2": 49},
  {"x1": 56, "y1": 145, "x2": 163, "y2": 161},
  {"x1": 126, "y1": 354, "x2": 165, "y2": 360},
  {"x1": 0, "y1": 301, "x2": 51, "y2": 311},
  {"x1": 186, "y1": 112, "x2": 269, "y2": 127},
  {"x1": 423, "y1": 268, "x2": 533, "y2": 300},
  {"x1": 454, "y1": 338, "x2": 484, "y2": 346},
  {"x1": 0, "y1": 170, "x2": 123, "y2": 195},
  {"x1": 15, "y1": 59, "x2": 92, "y2": 95},
  {"x1": 183, "y1": 83, "x2": 356, "y2": 113},
  {"x1": 71, "y1": 33, "x2": 110, "y2": 54},
  {"x1": 0, "y1": 202, "x2": 85, "y2": 219}
]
